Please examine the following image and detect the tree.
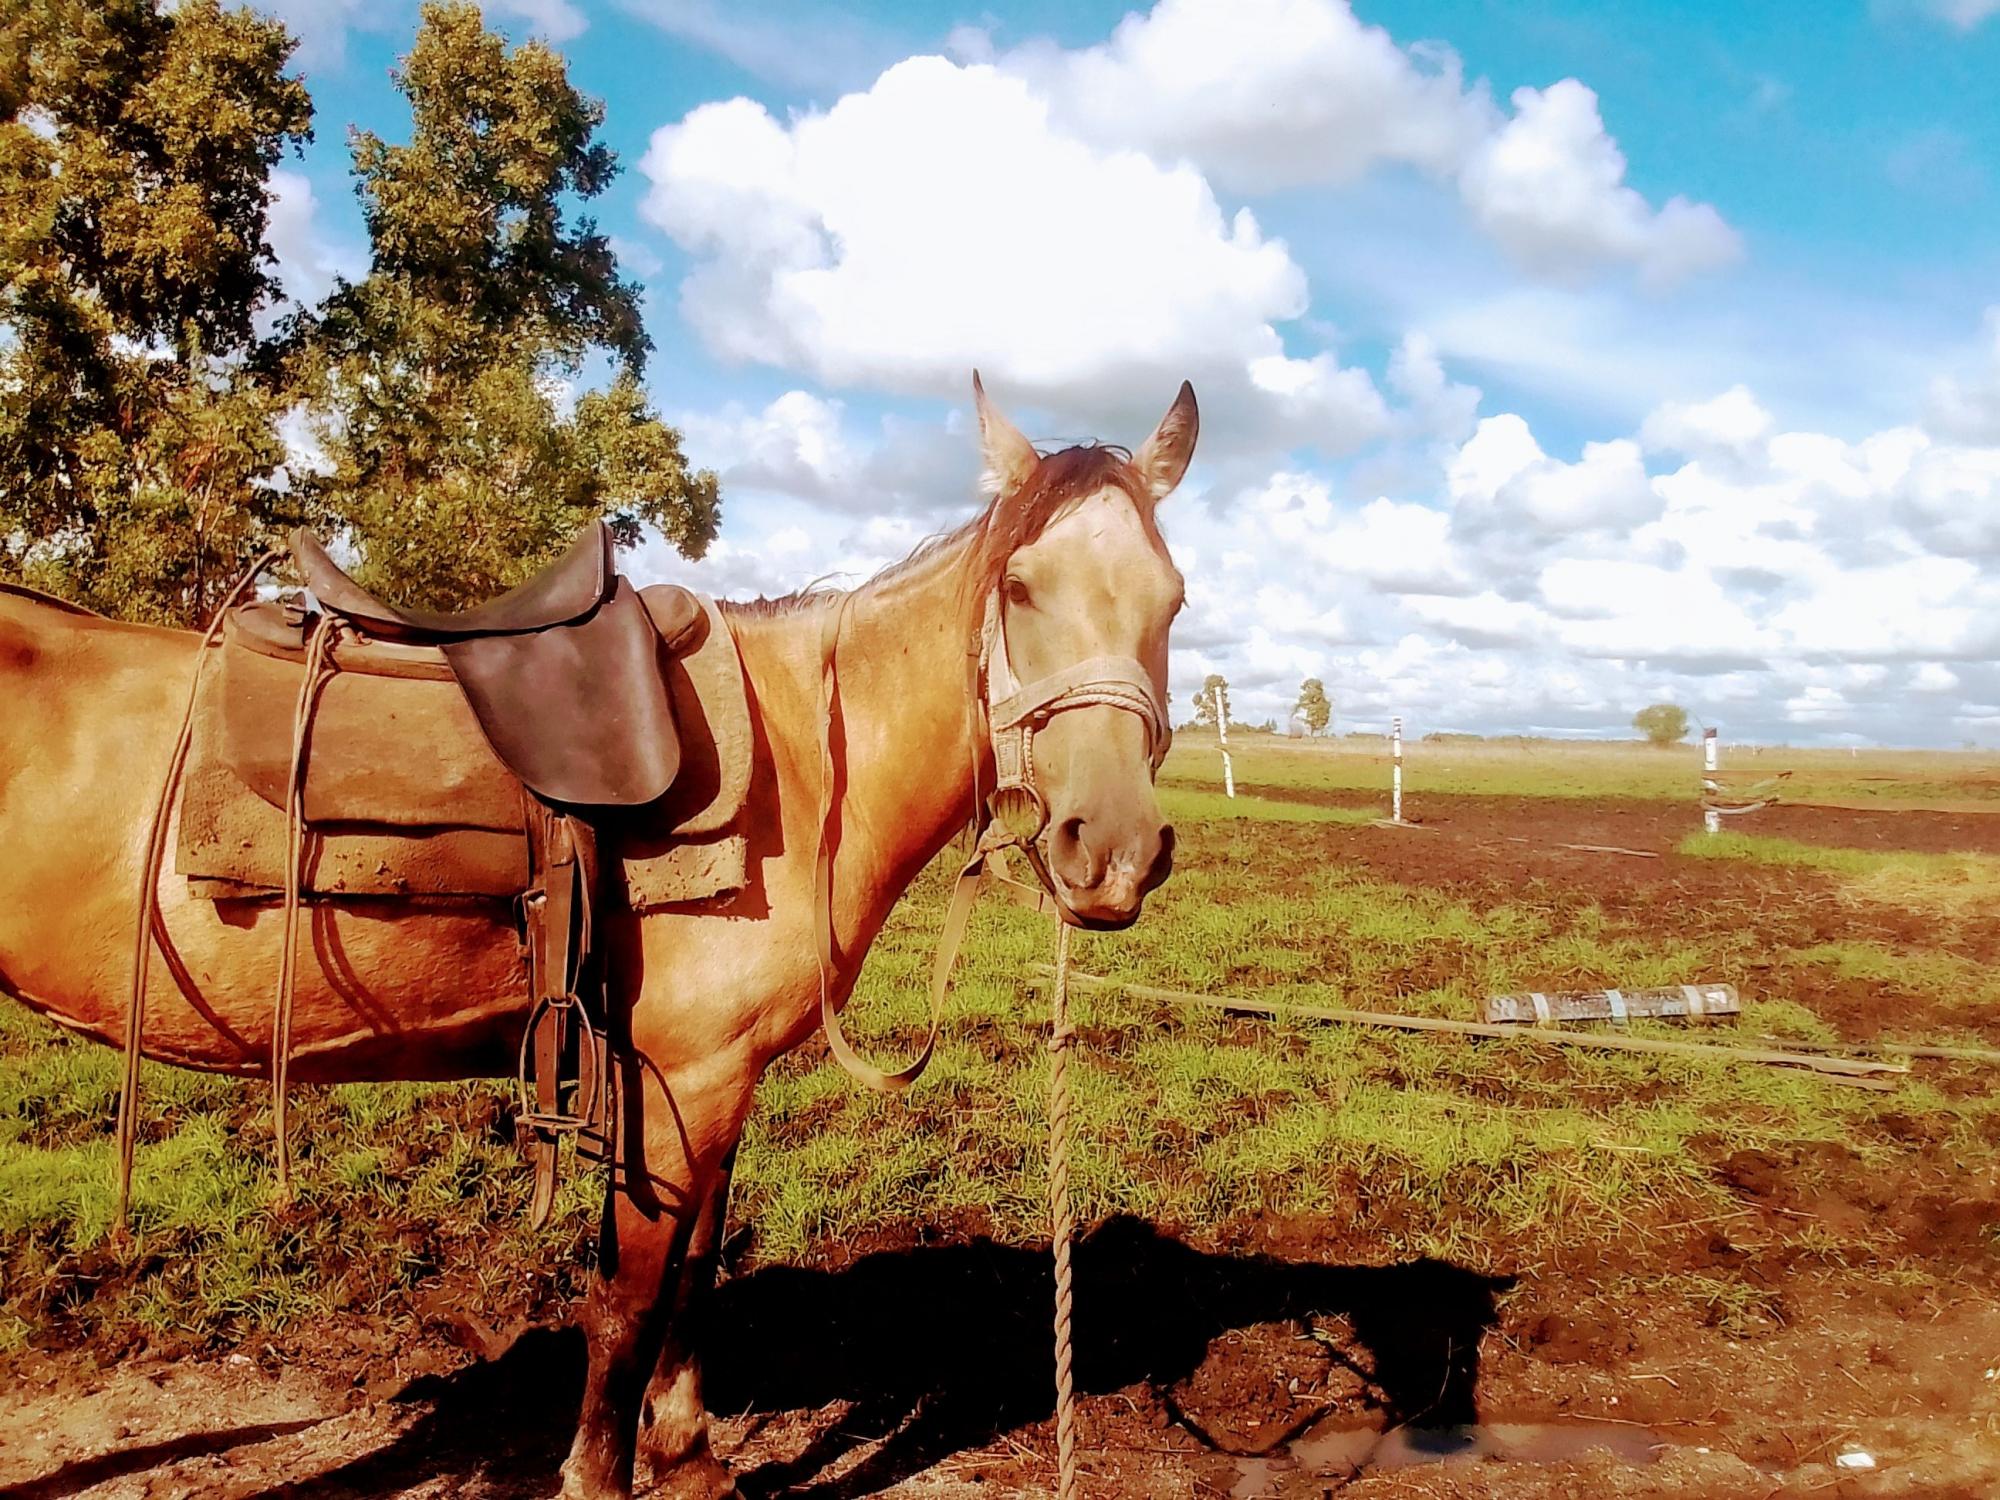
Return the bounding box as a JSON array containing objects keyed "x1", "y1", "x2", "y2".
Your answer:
[
  {"x1": 1296, "y1": 677, "x2": 1331, "y2": 735},
  {"x1": 0, "y1": 0, "x2": 314, "y2": 621},
  {"x1": 291, "y1": 2, "x2": 718, "y2": 608},
  {"x1": 1194, "y1": 673, "x2": 1230, "y2": 728},
  {"x1": 1633, "y1": 703, "x2": 1690, "y2": 746}
]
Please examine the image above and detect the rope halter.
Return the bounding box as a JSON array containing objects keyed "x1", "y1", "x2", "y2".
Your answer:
[{"x1": 974, "y1": 585, "x2": 1171, "y2": 854}]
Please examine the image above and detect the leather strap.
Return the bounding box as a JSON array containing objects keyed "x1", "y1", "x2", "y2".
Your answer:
[
  {"x1": 272, "y1": 614, "x2": 339, "y2": 1200},
  {"x1": 815, "y1": 594, "x2": 991, "y2": 1093},
  {"x1": 118, "y1": 550, "x2": 283, "y2": 1224},
  {"x1": 811, "y1": 575, "x2": 1169, "y2": 1092}
]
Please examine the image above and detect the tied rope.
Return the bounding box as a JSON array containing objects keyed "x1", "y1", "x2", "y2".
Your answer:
[{"x1": 1047, "y1": 917, "x2": 1079, "y2": 1500}]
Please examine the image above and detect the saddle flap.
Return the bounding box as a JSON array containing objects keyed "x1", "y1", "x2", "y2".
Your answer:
[
  {"x1": 619, "y1": 591, "x2": 753, "y2": 909},
  {"x1": 442, "y1": 577, "x2": 680, "y2": 808},
  {"x1": 215, "y1": 609, "x2": 527, "y2": 833}
]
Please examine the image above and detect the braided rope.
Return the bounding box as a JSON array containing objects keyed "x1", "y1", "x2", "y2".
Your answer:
[{"x1": 1048, "y1": 917, "x2": 1079, "y2": 1500}]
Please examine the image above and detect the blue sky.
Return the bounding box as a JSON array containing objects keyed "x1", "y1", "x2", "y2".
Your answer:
[{"x1": 263, "y1": 0, "x2": 2000, "y2": 745}]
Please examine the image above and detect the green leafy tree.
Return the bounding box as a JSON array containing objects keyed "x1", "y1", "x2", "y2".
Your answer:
[
  {"x1": 293, "y1": 2, "x2": 718, "y2": 608},
  {"x1": 1633, "y1": 703, "x2": 1690, "y2": 746},
  {"x1": 1194, "y1": 673, "x2": 1230, "y2": 728},
  {"x1": 1295, "y1": 677, "x2": 1331, "y2": 735},
  {"x1": 0, "y1": 0, "x2": 313, "y2": 621}
]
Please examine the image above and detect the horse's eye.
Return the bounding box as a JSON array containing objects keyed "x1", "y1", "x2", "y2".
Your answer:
[{"x1": 1005, "y1": 577, "x2": 1032, "y2": 607}]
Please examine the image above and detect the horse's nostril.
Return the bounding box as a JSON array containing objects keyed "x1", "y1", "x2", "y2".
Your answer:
[{"x1": 1052, "y1": 816, "x2": 1104, "y2": 886}]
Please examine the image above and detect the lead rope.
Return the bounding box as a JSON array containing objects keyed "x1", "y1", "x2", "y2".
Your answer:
[
  {"x1": 1047, "y1": 916, "x2": 1080, "y2": 1500},
  {"x1": 117, "y1": 550, "x2": 283, "y2": 1226}
]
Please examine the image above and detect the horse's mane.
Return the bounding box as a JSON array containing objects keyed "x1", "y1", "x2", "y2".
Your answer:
[{"x1": 718, "y1": 444, "x2": 1157, "y2": 625}]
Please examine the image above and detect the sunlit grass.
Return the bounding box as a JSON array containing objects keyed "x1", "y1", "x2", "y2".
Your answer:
[{"x1": 4, "y1": 739, "x2": 1998, "y2": 1348}]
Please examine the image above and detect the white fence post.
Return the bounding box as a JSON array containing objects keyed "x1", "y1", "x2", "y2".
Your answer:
[
  {"x1": 1392, "y1": 715, "x2": 1404, "y2": 823},
  {"x1": 1702, "y1": 727, "x2": 1720, "y2": 836},
  {"x1": 1216, "y1": 684, "x2": 1235, "y2": 799}
]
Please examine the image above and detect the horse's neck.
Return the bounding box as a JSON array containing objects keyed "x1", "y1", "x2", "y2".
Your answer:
[{"x1": 732, "y1": 540, "x2": 985, "y2": 934}]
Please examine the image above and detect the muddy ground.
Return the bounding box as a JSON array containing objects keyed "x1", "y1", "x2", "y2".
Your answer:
[{"x1": 6, "y1": 792, "x2": 2000, "y2": 1498}]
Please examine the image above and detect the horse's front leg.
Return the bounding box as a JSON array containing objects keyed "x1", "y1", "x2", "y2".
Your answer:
[
  {"x1": 560, "y1": 1063, "x2": 749, "y2": 1500},
  {"x1": 636, "y1": 1144, "x2": 738, "y2": 1493}
]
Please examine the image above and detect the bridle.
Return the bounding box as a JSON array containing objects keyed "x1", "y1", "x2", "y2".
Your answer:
[
  {"x1": 813, "y1": 568, "x2": 1170, "y2": 1093},
  {"x1": 973, "y1": 584, "x2": 1170, "y2": 900}
]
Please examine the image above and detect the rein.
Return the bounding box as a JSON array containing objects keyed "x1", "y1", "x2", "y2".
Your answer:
[
  {"x1": 811, "y1": 579, "x2": 1167, "y2": 1093},
  {"x1": 811, "y1": 571, "x2": 1163, "y2": 1500}
]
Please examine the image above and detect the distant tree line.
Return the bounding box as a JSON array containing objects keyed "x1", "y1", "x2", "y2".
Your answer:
[{"x1": 0, "y1": 0, "x2": 719, "y2": 624}]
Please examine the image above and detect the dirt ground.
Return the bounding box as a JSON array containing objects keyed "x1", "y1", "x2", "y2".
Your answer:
[{"x1": 7, "y1": 792, "x2": 2000, "y2": 1498}]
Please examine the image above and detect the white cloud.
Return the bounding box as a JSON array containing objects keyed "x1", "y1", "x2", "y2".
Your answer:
[
  {"x1": 489, "y1": 0, "x2": 586, "y2": 42},
  {"x1": 619, "y1": 0, "x2": 892, "y2": 89},
  {"x1": 994, "y1": 0, "x2": 1737, "y2": 284},
  {"x1": 261, "y1": 169, "x2": 365, "y2": 323},
  {"x1": 1457, "y1": 81, "x2": 1741, "y2": 287},
  {"x1": 1922, "y1": 0, "x2": 2000, "y2": 30},
  {"x1": 674, "y1": 389, "x2": 978, "y2": 519},
  {"x1": 639, "y1": 56, "x2": 1383, "y2": 452},
  {"x1": 1006, "y1": 0, "x2": 1491, "y2": 193},
  {"x1": 1145, "y1": 346, "x2": 2000, "y2": 741},
  {"x1": 1640, "y1": 385, "x2": 1775, "y2": 464},
  {"x1": 1924, "y1": 307, "x2": 2000, "y2": 443}
]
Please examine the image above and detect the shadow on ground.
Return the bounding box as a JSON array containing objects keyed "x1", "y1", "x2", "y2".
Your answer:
[{"x1": 205, "y1": 1215, "x2": 1505, "y2": 1499}]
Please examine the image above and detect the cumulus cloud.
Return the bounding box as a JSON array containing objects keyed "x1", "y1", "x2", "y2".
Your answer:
[
  {"x1": 260, "y1": 169, "x2": 365, "y2": 327},
  {"x1": 674, "y1": 389, "x2": 978, "y2": 520},
  {"x1": 1004, "y1": 0, "x2": 1491, "y2": 193},
  {"x1": 1924, "y1": 308, "x2": 2000, "y2": 443},
  {"x1": 1457, "y1": 82, "x2": 1741, "y2": 286},
  {"x1": 639, "y1": 56, "x2": 1384, "y2": 452},
  {"x1": 992, "y1": 0, "x2": 1738, "y2": 285},
  {"x1": 1144, "y1": 347, "x2": 2000, "y2": 741}
]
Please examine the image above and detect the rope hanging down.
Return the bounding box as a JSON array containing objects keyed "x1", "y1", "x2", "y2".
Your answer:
[{"x1": 1047, "y1": 917, "x2": 1080, "y2": 1500}]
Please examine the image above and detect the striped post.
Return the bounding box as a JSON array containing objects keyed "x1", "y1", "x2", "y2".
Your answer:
[
  {"x1": 1215, "y1": 682, "x2": 1235, "y2": 799},
  {"x1": 1392, "y1": 716, "x2": 1404, "y2": 823},
  {"x1": 1702, "y1": 727, "x2": 1720, "y2": 836}
]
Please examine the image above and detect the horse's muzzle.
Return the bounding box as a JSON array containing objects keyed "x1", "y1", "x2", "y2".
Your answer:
[{"x1": 1046, "y1": 816, "x2": 1176, "y2": 930}]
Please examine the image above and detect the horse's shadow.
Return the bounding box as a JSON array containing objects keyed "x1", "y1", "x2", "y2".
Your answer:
[{"x1": 232, "y1": 1215, "x2": 1508, "y2": 1499}]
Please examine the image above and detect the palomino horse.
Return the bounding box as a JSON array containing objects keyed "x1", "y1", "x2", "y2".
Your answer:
[{"x1": 0, "y1": 376, "x2": 1197, "y2": 1498}]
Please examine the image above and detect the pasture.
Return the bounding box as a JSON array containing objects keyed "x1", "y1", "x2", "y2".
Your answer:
[{"x1": 6, "y1": 732, "x2": 2000, "y2": 1497}]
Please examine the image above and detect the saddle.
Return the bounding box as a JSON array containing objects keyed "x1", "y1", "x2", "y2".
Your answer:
[
  {"x1": 163, "y1": 523, "x2": 749, "y2": 1226},
  {"x1": 290, "y1": 525, "x2": 697, "y2": 807}
]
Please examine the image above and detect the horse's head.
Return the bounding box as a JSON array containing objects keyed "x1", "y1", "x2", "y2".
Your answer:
[{"x1": 968, "y1": 375, "x2": 1197, "y2": 930}]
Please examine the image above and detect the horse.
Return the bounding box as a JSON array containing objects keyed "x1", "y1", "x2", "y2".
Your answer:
[{"x1": 0, "y1": 374, "x2": 1198, "y2": 1498}]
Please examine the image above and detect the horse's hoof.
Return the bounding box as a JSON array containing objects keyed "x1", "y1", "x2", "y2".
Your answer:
[
  {"x1": 646, "y1": 1446, "x2": 737, "y2": 1500},
  {"x1": 555, "y1": 1460, "x2": 633, "y2": 1500}
]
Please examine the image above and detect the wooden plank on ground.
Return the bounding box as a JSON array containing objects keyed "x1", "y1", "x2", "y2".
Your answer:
[
  {"x1": 1032, "y1": 969, "x2": 1903, "y2": 1090},
  {"x1": 1483, "y1": 984, "x2": 1739, "y2": 1026},
  {"x1": 1753, "y1": 1034, "x2": 2000, "y2": 1066}
]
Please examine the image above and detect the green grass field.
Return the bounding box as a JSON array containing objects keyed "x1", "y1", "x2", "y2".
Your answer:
[
  {"x1": 4, "y1": 734, "x2": 1998, "y2": 1356},
  {"x1": 1169, "y1": 729, "x2": 2000, "y2": 807}
]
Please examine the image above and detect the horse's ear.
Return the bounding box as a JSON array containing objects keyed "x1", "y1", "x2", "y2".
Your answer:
[
  {"x1": 973, "y1": 370, "x2": 1039, "y2": 499},
  {"x1": 1132, "y1": 381, "x2": 1199, "y2": 503}
]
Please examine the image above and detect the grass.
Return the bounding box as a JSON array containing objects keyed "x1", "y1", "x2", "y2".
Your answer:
[
  {"x1": 1169, "y1": 730, "x2": 2000, "y2": 808},
  {"x1": 1680, "y1": 830, "x2": 2000, "y2": 940},
  {"x1": 4, "y1": 739, "x2": 1999, "y2": 1352}
]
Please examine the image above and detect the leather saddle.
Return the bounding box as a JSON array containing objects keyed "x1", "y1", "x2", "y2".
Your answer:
[
  {"x1": 290, "y1": 524, "x2": 704, "y2": 808},
  {"x1": 256, "y1": 522, "x2": 710, "y2": 1221}
]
